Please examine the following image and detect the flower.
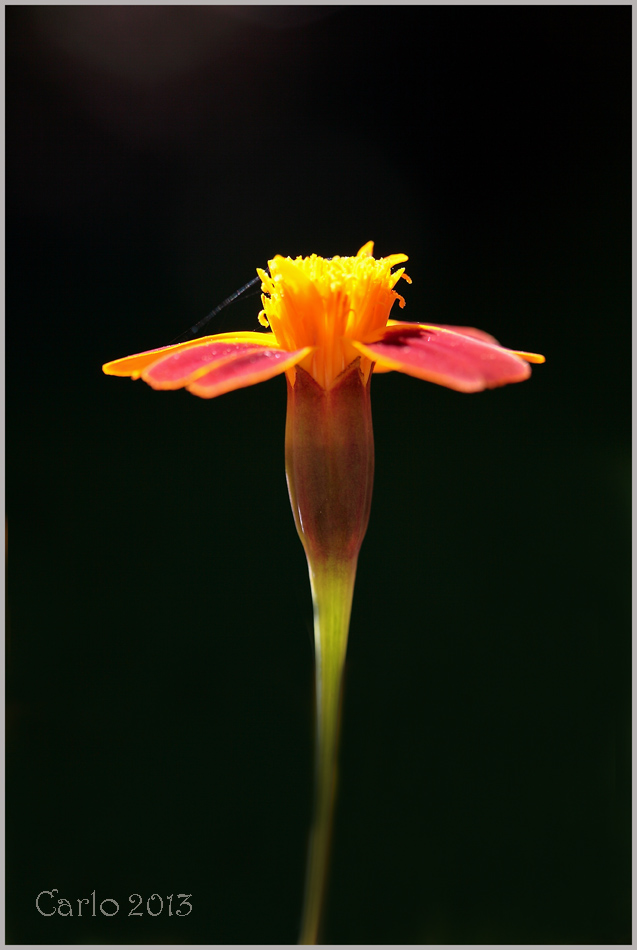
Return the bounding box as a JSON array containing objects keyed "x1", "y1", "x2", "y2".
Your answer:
[
  {"x1": 102, "y1": 240, "x2": 544, "y2": 397},
  {"x1": 103, "y1": 242, "x2": 544, "y2": 945}
]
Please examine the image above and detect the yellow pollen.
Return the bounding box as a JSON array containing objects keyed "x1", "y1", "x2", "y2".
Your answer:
[{"x1": 258, "y1": 242, "x2": 410, "y2": 389}]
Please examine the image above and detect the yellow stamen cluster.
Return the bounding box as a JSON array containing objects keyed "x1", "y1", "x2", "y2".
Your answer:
[{"x1": 257, "y1": 241, "x2": 411, "y2": 389}]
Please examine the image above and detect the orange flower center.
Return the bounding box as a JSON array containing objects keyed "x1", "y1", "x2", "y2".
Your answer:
[{"x1": 257, "y1": 241, "x2": 410, "y2": 389}]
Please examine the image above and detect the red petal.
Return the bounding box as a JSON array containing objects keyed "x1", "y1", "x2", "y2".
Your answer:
[
  {"x1": 143, "y1": 340, "x2": 275, "y2": 389},
  {"x1": 424, "y1": 324, "x2": 501, "y2": 345},
  {"x1": 354, "y1": 324, "x2": 536, "y2": 392},
  {"x1": 386, "y1": 319, "x2": 500, "y2": 345},
  {"x1": 102, "y1": 331, "x2": 278, "y2": 378},
  {"x1": 186, "y1": 346, "x2": 312, "y2": 399}
]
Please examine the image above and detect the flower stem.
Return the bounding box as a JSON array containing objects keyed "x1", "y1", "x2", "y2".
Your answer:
[
  {"x1": 299, "y1": 560, "x2": 357, "y2": 946},
  {"x1": 284, "y1": 361, "x2": 374, "y2": 944}
]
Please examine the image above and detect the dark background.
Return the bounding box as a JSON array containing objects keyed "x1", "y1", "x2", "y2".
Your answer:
[{"x1": 7, "y1": 5, "x2": 631, "y2": 945}]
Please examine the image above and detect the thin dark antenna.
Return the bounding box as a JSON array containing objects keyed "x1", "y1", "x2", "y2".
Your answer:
[{"x1": 168, "y1": 273, "x2": 265, "y2": 345}]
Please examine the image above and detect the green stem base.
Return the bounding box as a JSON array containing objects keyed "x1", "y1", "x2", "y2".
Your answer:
[{"x1": 298, "y1": 561, "x2": 357, "y2": 946}]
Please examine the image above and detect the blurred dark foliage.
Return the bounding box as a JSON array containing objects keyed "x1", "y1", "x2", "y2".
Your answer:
[{"x1": 7, "y1": 6, "x2": 630, "y2": 945}]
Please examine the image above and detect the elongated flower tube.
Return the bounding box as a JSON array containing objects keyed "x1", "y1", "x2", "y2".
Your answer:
[{"x1": 103, "y1": 242, "x2": 544, "y2": 944}]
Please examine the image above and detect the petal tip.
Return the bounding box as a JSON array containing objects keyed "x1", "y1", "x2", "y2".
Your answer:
[{"x1": 513, "y1": 350, "x2": 545, "y2": 364}]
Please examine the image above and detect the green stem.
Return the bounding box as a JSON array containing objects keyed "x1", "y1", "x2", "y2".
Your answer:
[{"x1": 299, "y1": 561, "x2": 357, "y2": 946}]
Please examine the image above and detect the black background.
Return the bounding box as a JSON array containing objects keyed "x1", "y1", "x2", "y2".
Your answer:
[{"x1": 7, "y1": 5, "x2": 631, "y2": 945}]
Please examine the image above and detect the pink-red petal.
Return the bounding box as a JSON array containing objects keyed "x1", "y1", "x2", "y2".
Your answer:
[
  {"x1": 102, "y1": 331, "x2": 279, "y2": 379},
  {"x1": 143, "y1": 341, "x2": 274, "y2": 390},
  {"x1": 102, "y1": 330, "x2": 312, "y2": 399},
  {"x1": 385, "y1": 319, "x2": 500, "y2": 346},
  {"x1": 354, "y1": 323, "x2": 542, "y2": 392},
  {"x1": 186, "y1": 346, "x2": 312, "y2": 399}
]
